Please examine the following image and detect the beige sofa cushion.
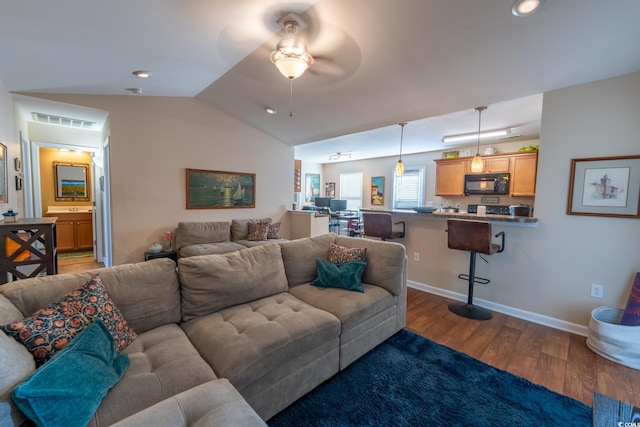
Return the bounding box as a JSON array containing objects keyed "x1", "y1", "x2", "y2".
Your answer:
[
  {"x1": 181, "y1": 292, "x2": 340, "y2": 391},
  {"x1": 111, "y1": 379, "x2": 266, "y2": 427},
  {"x1": 0, "y1": 259, "x2": 180, "y2": 334},
  {"x1": 89, "y1": 324, "x2": 217, "y2": 427},
  {"x1": 178, "y1": 241, "x2": 246, "y2": 258},
  {"x1": 279, "y1": 233, "x2": 336, "y2": 287},
  {"x1": 175, "y1": 221, "x2": 231, "y2": 250},
  {"x1": 178, "y1": 244, "x2": 288, "y2": 321},
  {"x1": 288, "y1": 283, "x2": 395, "y2": 333}
]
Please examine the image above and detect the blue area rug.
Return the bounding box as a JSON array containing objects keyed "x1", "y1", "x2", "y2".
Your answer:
[{"x1": 269, "y1": 329, "x2": 591, "y2": 426}]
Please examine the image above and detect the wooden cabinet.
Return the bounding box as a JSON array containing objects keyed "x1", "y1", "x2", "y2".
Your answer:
[
  {"x1": 509, "y1": 152, "x2": 538, "y2": 196},
  {"x1": 435, "y1": 159, "x2": 468, "y2": 196},
  {"x1": 484, "y1": 155, "x2": 510, "y2": 172},
  {"x1": 46, "y1": 212, "x2": 93, "y2": 252},
  {"x1": 435, "y1": 151, "x2": 538, "y2": 197}
]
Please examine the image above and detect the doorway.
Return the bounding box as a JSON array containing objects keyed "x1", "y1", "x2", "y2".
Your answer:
[{"x1": 24, "y1": 140, "x2": 111, "y2": 266}]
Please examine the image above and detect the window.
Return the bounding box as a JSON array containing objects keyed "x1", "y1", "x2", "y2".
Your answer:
[
  {"x1": 393, "y1": 167, "x2": 425, "y2": 209},
  {"x1": 339, "y1": 172, "x2": 363, "y2": 211}
]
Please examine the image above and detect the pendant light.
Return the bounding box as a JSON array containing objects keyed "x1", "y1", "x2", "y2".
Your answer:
[
  {"x1": 471, "y1": 107, "x2": 487, "y2": 173},
  {"x1": 395, "y1": 123, "x2": 407, "y2": 176}
]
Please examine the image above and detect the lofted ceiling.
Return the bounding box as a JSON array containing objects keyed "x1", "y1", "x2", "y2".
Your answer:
[{"x1": 2, "y1": 0, "x2": 640, "y2": 164}]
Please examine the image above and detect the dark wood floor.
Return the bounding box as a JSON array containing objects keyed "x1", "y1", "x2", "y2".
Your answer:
[
  {"x1": 57, "y1": 258, "x2": 640, "y2": 408},
  {"x1": 406, "y1": 287, "x2": 640, "y2": 408}
]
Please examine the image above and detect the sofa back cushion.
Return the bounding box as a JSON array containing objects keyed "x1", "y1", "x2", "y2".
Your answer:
[
  {"x1": 230, "y1": 218, "x2": 271, "y2": 241},
  {"x1": 175, "y1": 221, "x2": 231, "y2": 250},
  {"x1": 279, "y1": 233, "x2": 336, "y2": 287},
  {"x1": 178, "y1": 243, "x2": 288, "y2": 321},
  {"x1": 0, "y1": 258, "x2": 181, "y2": 334}
]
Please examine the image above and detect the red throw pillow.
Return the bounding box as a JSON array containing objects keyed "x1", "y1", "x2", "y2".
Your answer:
[
  {"x1": 247, "y1": 222, "x2": 269, "y2": 241},
  {"x1": 267, "y1": 222, "x2": 281, "y2": 239},
  {"x1": 327, "y1": 242, "x2": 367, "y2": 265},
  {"x1": 1, "y1": 274, "x2": 137, "y2": 366}
]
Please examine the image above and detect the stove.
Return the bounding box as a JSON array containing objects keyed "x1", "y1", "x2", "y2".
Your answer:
[{"x1": 467, "y1": 204, "x2": 511, "y2": 215}]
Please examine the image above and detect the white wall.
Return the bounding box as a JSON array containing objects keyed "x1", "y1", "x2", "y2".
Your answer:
[
  {"x1": 19, "y1": 94, "x2": 294, "y2": 265},
  {"x1": 0, "y1": 80, "x2": 21, "y2": 213}
]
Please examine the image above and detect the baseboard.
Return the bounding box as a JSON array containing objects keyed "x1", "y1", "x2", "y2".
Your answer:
[{"x1": 408, "y1": 281, "x2": 589, "y2": 337}]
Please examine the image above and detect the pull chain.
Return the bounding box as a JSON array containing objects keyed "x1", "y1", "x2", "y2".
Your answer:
[{"x1": 289, "y1": 78, "x2": 294, "y2": 117}]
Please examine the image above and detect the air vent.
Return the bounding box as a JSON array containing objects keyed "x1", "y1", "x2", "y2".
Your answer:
[{"x1": 31, "y1": 112, "x2": 96, "y2": 129}]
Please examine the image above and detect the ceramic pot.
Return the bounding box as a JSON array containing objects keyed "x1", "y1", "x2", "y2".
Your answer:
[{"x1": 147, "y1": 242, "x2": 163, "y2": 253}]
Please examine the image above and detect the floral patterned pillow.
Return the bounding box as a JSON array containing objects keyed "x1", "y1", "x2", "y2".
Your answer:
[
  {"x1": 0, "y1": 274, "x2": 137, "y2": 366},
  {"x1": 247, "y1": 222, "x2": 269, "y2": 241},
  {"x1": 327, "y1": 242, "x2": 367, "y2": 265},
  {"x1": 267, "y1": 222, "x2": 282, "y2": 239}
]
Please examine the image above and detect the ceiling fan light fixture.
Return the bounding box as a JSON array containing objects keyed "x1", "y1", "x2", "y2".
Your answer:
[{"x1": 270, "y1": 21, "x2": 314, "y2": 80}]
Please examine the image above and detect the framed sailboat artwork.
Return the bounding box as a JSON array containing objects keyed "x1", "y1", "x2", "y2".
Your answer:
[{"x1": 186, "y1": 169, "x2": 256, "y2": 209}]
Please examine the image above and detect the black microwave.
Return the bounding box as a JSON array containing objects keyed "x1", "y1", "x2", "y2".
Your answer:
[{"x1": 464, "y1": 173, "x2": 510, "y2": 195}]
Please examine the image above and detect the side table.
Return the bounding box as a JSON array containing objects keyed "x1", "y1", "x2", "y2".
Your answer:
[{"x1": 144, "y1": 250, "x2": 177, "y2": 262}]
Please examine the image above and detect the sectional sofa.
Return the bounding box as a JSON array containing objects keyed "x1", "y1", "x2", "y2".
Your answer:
[
  {"x1": 174, "y1": 218, "x2": 288, "y2": 258},
  {"x1": 0, "y1": 233, "x2": 407, "y2": 426}
]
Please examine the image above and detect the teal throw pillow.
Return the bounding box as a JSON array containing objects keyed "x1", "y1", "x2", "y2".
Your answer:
[
  {"x1": 12, "y1": 319, "x2": 130, "y2": 427},
  {"x1": 311, "y1": 258, "x2": 367, "y2": 293}
]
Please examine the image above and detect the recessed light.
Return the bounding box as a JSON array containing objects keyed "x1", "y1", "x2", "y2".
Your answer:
[
  {"x1": 264, "y1": 107, "x2": 277, "y2": 115},
  {"x1": 512, "y1": 0, "x2": 544, "y2": 17},
  {"x1": 126, "y1": 88, "x2": 143, "y2": 94},
  {"x1": 132, "y1": 70, "x2": 152, "y2": 78}
]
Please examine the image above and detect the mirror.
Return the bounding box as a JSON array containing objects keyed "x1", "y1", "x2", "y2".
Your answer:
[
  {"x1": 0, "y1": 143, "x2": 6, "y2": 204},
  {"x1": 54, "y1": 162, "x2": 90, "y2": 201}
]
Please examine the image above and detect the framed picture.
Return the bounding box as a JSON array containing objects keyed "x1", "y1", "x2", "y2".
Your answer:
[
  {"x1": 54, "y1": 162, "x2": 90, "y2": 201},
  {"x1": 371, "y1": 176, "x2": 385, "y2": 205},
  {"x1": 325, "y1": 182, "x2": 335, "y2": 198},
  {"x1": 305, "y1": 173, "x2": 320, "y2": 202},
  {"x1": 186, "y1": 168, "x2": 255, "y2": 209},
  {"x1": 567, "y1": 155, "x2": 640, "y2": 218}
]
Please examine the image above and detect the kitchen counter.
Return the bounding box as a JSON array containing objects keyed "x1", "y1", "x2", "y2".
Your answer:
[{"x1": 360, "y1": 208, "x2": 538, "y2": 227}]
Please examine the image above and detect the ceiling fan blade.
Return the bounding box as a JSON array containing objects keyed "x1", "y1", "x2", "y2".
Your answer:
[{"x1": 308, "y1": 56, "x2": 345, "y2": 77}]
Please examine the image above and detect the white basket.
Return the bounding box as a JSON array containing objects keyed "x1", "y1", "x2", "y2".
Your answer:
[{"x1": 586, "y1": 306, "x2": 640, "y2": 370}]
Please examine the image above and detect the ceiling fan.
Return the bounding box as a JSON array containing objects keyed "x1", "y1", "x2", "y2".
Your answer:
[{"x1": 269, "y1": 12, "x2": 351, "y2": 116}]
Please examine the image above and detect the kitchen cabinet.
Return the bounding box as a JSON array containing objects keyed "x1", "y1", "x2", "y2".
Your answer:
[
  {"x1": 434, "y1": 159, "x2": 468, "y2": 196},
  {"x1": 435, "y1": 151, "x2": 538, "y2": 197},
  {"x1": 482, "y1": 155, "x2": 510, "y2": 173},
  {"x1": 509, "y1": 152, "x2": 538, "y2": 196},
  {"x1": 45, "y1": 212, "x2": 93, "y2": 252}
]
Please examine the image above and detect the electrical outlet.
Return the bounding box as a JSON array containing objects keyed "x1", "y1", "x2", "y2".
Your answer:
[
  {"x1": 413, "y1": 252, "x2": 420, "y2": 262},
  {"x1": 591, "y1": 283, "x2": 604, "y2": 299}
]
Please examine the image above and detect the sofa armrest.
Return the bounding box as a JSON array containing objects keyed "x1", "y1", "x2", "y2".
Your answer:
[
  {"x1": 111, "y1": 379, "x2": 266, "y2": 427},
  {"x1": 335, "y1": 236, "x2": 407, "y2": 297}
]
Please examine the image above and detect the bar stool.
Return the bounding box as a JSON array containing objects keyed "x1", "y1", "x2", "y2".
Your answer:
[{"x1": 446, "y1": 219, "x2": 505, "y2": 320}]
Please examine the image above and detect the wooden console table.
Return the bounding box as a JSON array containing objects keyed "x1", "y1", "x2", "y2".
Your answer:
[{"x1": 0, "y1": 217, "x2": 58, "y2": 284}]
